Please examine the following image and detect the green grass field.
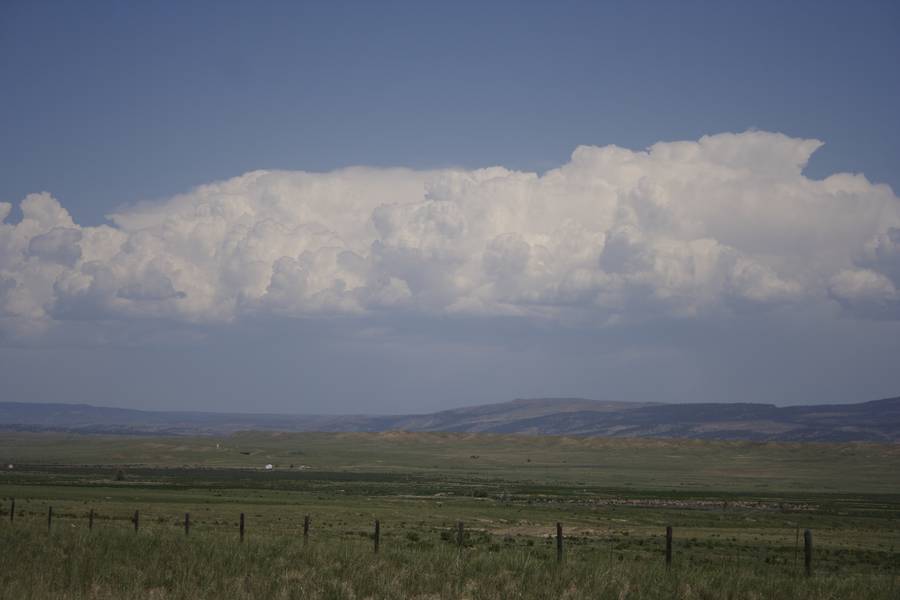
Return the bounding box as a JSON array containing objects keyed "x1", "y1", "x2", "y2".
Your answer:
[{"x1": 1, "y1": 431, "x2": 899, "y2": 598}]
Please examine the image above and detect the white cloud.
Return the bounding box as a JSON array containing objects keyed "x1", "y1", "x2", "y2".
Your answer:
[
  {"x1": 1, "y1": 131, "x2": 899, "y2": 341},
  {"x1": 828, "y1": 268, "x2": 900, "y2": 319}
]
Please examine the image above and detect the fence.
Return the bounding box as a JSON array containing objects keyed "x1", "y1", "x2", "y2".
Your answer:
[{"x1": 4, "y1": 496, "x2": 820, "y2": 575}]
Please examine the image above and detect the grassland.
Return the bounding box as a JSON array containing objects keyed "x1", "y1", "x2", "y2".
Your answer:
[{"x1": 1, "y1": 431, "x2": 899, "y2": 598}]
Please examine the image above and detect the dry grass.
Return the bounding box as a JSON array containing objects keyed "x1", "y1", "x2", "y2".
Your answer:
[{"x1": 1, "y1": 524, "x2": 897, "y2": 600}]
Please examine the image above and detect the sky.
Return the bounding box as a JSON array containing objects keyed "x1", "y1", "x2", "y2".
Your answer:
[{"x1": 1, "y1": 1, "x2": 899, "y2": 414}]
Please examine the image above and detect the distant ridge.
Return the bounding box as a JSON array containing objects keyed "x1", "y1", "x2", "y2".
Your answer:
[{"x1": 1, "y1": 396, "x2": 899, "y2": 442}]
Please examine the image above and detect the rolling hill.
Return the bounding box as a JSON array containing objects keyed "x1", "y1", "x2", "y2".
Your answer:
[{"x1": 1, "y1": 396, "x2": 898, "y2": 442}]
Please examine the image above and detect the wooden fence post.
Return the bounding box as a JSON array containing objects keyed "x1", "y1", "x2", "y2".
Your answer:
[
  {"x1": 804, "y1": 529, "x2": 812, "y2": 577},
  {"x1": 184, "y1": 512, "x2": 190, "y2": 536},
  {"x1": 9, "y1": 498, "x2": 13, "y2": 523},
  {"x1": 666, "y1": 526, "x2": 673, "y2": 568},
  {"x1": 88, "y1": 509, "x2": 94, "y2": 531},
  {"x1": 240, "y1": 513, "x2": 245, "y2": 542},
  {"x1": 457, "y1": 521, "x2": 464, "y2": 548},
  {"x1": 47, "y1": 506, "x2": 52, "y2": 532},
  {"x1": 608, "y1": 525, "x2": 613, "y2": 567},
  {"x1": 374, "y1": 519, "x2": 380, "y2": 554},
  {"x1": 556, "y1": 522, "x2": 563, "y2": 563},
  {"x1": 303, "y1": 515, "x2": 310, "y2": 544}
]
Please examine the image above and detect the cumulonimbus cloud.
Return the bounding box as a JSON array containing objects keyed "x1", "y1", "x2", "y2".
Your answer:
[{"x1": 1, "y1": 131, "x2": 899, "y2": 340}]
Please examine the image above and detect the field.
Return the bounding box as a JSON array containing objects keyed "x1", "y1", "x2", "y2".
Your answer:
[{"x1": 1, "y1": 431, "x2": 899, "y2": 599}]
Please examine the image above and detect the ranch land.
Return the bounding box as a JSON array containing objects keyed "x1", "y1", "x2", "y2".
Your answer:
[{"x1": 1, "y1": 431, "x2": 899, "y2": 599}]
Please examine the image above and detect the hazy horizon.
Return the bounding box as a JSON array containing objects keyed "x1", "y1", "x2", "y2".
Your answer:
[{"x1": 4, "y1": 393, "x2": 899, "y2": 418}]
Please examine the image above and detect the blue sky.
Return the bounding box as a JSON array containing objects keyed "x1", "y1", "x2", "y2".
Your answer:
[
  {"x1": 4, "y1": 1, "x2": 898, "y2": 224},
  {"x1": 1, "y1": 1, "x2": 899, "y2": 413}
]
